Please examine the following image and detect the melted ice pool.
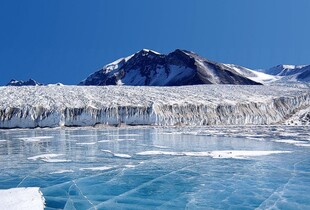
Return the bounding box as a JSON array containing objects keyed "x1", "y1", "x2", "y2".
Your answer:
[{"x1": 0, "y1": 126, "x2": 309, "y2": 209}]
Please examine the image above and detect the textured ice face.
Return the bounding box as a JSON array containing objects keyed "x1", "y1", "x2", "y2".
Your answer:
[
  {"x1": 0, "y1": 85, "x2": 309, "y2": 128},
  {"x1": 0, "y1": 126, "x2": 309, "y2": 209}
]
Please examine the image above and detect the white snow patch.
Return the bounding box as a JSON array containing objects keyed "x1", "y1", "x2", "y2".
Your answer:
[
  {"x1": 273, "y1": 140, "x2": 306, "y2": 144},
  {"x1": 42, "y1": 159, "x2": 71, "y2": 163},
  {"x1": 136, "y1": 151, "x2": 184, "y2": 156},
  {"x1": 107, "y1": 134, "x2": 141, "y2": 137},
  {"x1": 141, "y1": 49, "x2": 161, "y2": 55},
  {"x1": 76, "y1": 142, "x2": 97, "y2": 145},
  {"x1": 205, "y1": 150, "x2": 291, "y2": 159},
  {"x1": 98, "y1": 139, "x2": 136, "y2": 142},
  {"x1": 295, "y1": 144, "x2": 310, "y2": 147},
  {"x1": 28, "y1": 154, "x2": 71, "y2": 162},
  {"x1": 136, "y1": 150, "x2": 291, "y2": 159},
  {"x1": 101, "y1": 149, "x2": 112, "y2": 153},
  {"x1": 153, "y1": 145, "x2": 170, "y2": 149},
  {"x1": 223, "y1": 64, "x2": 280, "y2": 83},
  {"x1": 101, "y1": 150, "x2": 131, "y2": 158},
  {"x1": 80, "y1": 166, "x2": 113, "y2": 171},
  {"x1": 97, "y1": 140, "x2": 111, "y2": 143},
  {"x1": 19, "y1": 136, "x2": 53, "y2": 142},
  {"x1": 124, "y1": 164, "x2": 136, "y2": 168},
  {"x1": 28, "y1": 154, "x2": 63, "y2": 160},
  {"x1": 69, "y1": 135, "x2": 99, "y2": 137},
  {"x1": 0, "y1": 187, "x2": 45, "y2": 210},
  {"x1": 113, "y1": 153, "x2": 131, "y2": 158},
  {"x1": 50, "y1": 170, "x2": 74, "y2": 174},
  {"x1": 114, "y1": 138, "x2": 136, "y2": 141}
]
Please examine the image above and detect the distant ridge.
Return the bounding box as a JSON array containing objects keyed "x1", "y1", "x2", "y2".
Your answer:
[
  {"x1": 261, "y1": 64, "x2": 310, "y2": 82},
  {"x1": 6, "y1": 79, "x2": 43, "y2": 86}
]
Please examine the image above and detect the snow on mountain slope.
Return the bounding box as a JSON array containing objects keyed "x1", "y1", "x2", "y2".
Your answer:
[
  {"x1": 79, "y1": 49, "x2": 261, "y2": 86},
  {"x1": 262, "y1": 64, "x2": 310, "y2": 82},
  {"x1": 222, "y1": 64, "x2": 279, "y2": 84},
  {"x1": 0, "y1": 85, "x2": 309, "y2": 128},
  {"x1": 265, "y1": 65, "x2": 307, "y2": 76}
]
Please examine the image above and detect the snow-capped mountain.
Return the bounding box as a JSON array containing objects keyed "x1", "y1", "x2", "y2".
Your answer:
[
  {"x1": 6, "y1": 79, "x2": 43, "y2": 86},
  {"x1": 264, "y1": 65, "x2": 307, "y2": 76},
  {"x1": 79, "y1": 49, "x2": 262, "y2": 86},
  {"x1": 262, "y1": 65, "x2": 310, "y2": 82}
]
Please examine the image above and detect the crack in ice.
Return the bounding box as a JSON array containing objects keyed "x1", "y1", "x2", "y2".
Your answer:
[
  {"x1": 256, "y1": 158, "x2": 307, "y2": 209},
  {"x1": 90, "y1": 158, "x2": 204, "y2": 209}
]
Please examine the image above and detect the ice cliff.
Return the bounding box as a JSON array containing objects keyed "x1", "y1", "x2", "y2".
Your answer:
[{"x1": 0, "y1": 85, "x2": 309, "y2": 128}]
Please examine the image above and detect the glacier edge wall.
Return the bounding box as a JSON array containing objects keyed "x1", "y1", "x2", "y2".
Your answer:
[{"x1": 0, "y1": 85, "x2": 309, "y2": 128}]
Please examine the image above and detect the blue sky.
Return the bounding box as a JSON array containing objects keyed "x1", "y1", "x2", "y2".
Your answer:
[{"x1": 0, "y1": 0, "x2": 309, "y2": 85}]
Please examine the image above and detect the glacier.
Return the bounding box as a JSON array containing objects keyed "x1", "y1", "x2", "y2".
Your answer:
[{"x1": 0, "y1": 85, "x2": 309, "y2": 128}]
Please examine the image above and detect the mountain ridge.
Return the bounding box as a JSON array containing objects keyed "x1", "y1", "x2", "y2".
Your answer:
[
  {"x1": 6, "y1": 79, "x2": 43, "y2": 86},
  {"x1": 79, "y1": 49, "x2": 262, "y2": 86},
  {"x1": 3, "y1": 49, "x2": 309, "y2": 86},
  {"x1": 261, "y1": 64, "x2": 310, "y2": 82}
]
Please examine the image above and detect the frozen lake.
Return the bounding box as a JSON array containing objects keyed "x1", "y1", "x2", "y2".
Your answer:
[{"x1": 0, "y1": 126, "x2": 309, "y2": 209}]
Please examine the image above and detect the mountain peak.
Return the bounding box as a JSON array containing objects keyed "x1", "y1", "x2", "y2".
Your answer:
[
  {"x1": 79, "y1": 49, "x2": 261, "y2": 86},
  {"x1": 169, "y1": 49, "x2": 196, "y2": 56},
  {"x1": 136, "y1": 49, "x2": 161, "y2": 55}
]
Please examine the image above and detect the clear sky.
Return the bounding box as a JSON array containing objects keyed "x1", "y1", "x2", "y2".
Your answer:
[{"x1": 0, "y1": 0, "x2": 309, "y2": 85}]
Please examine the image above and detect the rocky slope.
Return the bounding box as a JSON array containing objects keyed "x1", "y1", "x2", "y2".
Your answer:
[{"x1": 79, "y1": 49, "x2": 262, "y2": 86}]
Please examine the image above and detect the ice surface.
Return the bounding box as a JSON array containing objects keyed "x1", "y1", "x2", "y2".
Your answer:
[
  {"x1": 0, "y1": 85, "x2": 309, "y2": 128},
  {"x1": 0, "y1": 187, "x2": 45, "y2": 210},
  {"x1": 0, "y1": 126, "x2": 309, "y2": 209}
]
